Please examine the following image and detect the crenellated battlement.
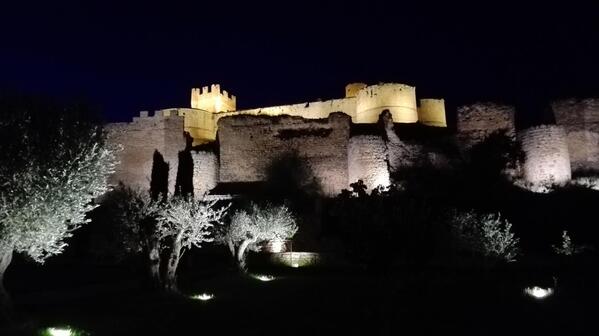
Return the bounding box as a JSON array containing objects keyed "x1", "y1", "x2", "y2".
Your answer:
[{"x1": 191, "y1": 83, "x2": 237, "y2": 112}]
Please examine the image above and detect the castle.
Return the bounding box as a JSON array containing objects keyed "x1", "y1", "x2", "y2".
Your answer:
[{"x1": 106, "y1": 83, "x2": 599, "y2": 197}]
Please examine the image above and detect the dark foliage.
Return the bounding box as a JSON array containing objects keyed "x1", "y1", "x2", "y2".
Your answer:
[
  {"x1": 0, "y1": 93, "x2": 104, "y2": 187},
  {"x1": 326, "y1": 182, "x2": 453, "y2": 271}
]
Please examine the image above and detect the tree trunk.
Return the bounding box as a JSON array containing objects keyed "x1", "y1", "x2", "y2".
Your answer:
[
  {"x1": 146, "y1": 236, "x2": 162, "y2": 290},
  {"x1": 226, "y1": 238, "x2": 235, "y2": 258},
  {"x1": 236, "y1": 239, "x2": 253, "y2": 273},
  {"x1": 164, "y1": 233, "x2": 183, "y2": 293},
  {"x1": 0, "y1": 248, "x2": 13, "y2": 323}
]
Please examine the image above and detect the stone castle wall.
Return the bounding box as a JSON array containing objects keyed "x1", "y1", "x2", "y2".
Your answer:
[
  {"x1": 191, "y1": 150, "x2": 219, "y2": 197},
  {"x1": 348, "y1": 135, "x2": 390, "y2": 190},
  {"x1": 218, "y1": 97, "x2": 357, "y2": 122},
  {"x1": 356, "y1": 83, "x2": 418, "y2": 123},
  {"x1": 418, "y1": 98, "x2": 447, "y2": 127},
  {"x1": 106, "y1": 112, "x2": 186, "y2": 193},
  {"x1": 456, "y1": 103, "x2": 516, "y2": 148},
  {"x1": 519, "y1": 125, "x2": 571, "y2": 186},
  {"x1": 153, "y1": 108, "x2": 215, "y2": 144},
  {"x1": 552, "y1": 99, "x2": 599, "y2": 172},
  {"x1": 218, "y1": 113, "x2": 351, "y2": 196}
]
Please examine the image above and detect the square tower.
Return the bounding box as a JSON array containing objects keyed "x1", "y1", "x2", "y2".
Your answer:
[{"x1": 190, "y1": 84, "x2": 236, "y2": 112}]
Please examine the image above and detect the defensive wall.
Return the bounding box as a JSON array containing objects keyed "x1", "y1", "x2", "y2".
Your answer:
[
  {"x1": 106, "y1": 83, "x2": 599, "y2": 197},
  {"x1": 192, "y1": 149, "x2": 219, "y2": 196},
  {"x1": 518, "y1": 125, "x2": 571, "y2": 187},
  {"x1": 348, "y1": 135, "x2": 390, "y2": 191},
  {"x1": 217, "y1": 113, "x2": 351, "y2": 196},
  {"x1": 157, "y1": 83, "x2": 449, "y2": 145},
  {"x1": 456, "y1": 102, "x2": 516, "y2": 148},
  {"x1": 106, "y1": 111, "x2": 186, "y2": 193},
  {"x1": 552, "y1": 99, "x2": 599, "y2": 172}
]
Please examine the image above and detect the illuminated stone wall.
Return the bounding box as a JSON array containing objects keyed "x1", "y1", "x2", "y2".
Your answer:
[
  {"x1": 221, "y1": 97, "x2": 357, "y2": 121},
  {"x1": 218, "y1": 113, "x2": 351, "y2": 196},
  {"x1": 106, "y1": 112, "x2": 186, "y2": 193},
  {"x1": 190, "y1": 84, "x2": 236, "y2": 112},
  {"x1": 356, "y1": 83, "x2": 418, "y2": 123},
  {"x1": 381, "y1": 111, "x2": 426, "y2": 174},
  {"x1": 418, "y1": 98, "x2": 447, "y2": 127},
  {"x1": 456, "y1": 103, "x2": 516, "y2": 148},
  {"x1": 552, "y1": 99, "x2": 599, "y2": 172},
  {"x1": 519, "y1": 125, "x2": 571, "y2": 186},
  {"x1": 167, "y1": 83, "x2": 448, "y2": 145},
  {"x1": 154, "y1": 108, "x2": 215, "y2": 145},
  {"x1": 348, "y1": 135, "x2": 390, "y2": 190},
  {"x1": 191, "y1": 149, "x2": 219, "y2": 197},
  {"x1": 345, "y1": 82, "x2": 367, "y2": 98}
]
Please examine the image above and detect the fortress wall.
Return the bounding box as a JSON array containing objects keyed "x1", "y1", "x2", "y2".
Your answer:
[
  {"x1": 154, "y1": 108, "x2": 216, "y2": 145},
  {"x1": 552, "y1": 99, "x2": 599, "y2": 172},
  {"x1": 348, "y1": 135, "x2": 390, "y2": 190},
  {"x1": 519, "y1": 125, "x2": 571, "y2": 186},
  {"x1": 218, "y1": 113, "x2": 351, "y2": 196},
  {"x1": 191, "y1": 84, "x2": 236, "y2": 112},
  {"x1": 356, "y1": 83, "x2": 418, "y2": 123},
  {"x1": 418, "y1": 99, "x2": 447, "y2": 127},
  {"x1": 345, "y1": 83, "x2": 367, "y2": 98},
  {"x1": 386, "y1": 141, "x2": 425, "y2": 174},
  {"x1": 192, "y1": 150, "x2": 219, "y2": 197},
  {"x1": 456, "y1": 103, "x2": 516, "y2": 148},
  {"x1": 217, "y1": 97, "x2": 356, "y2": 122},
  {"x1": 380, "y1": 111, "x2": 425, "y2": 174},
  {"x1": 106, "y1": 114, "x2": 186, "y2": 193}
]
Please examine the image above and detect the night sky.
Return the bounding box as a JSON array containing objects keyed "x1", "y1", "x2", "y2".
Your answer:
[{"x1": 1, "y1": 1, "x2": 598, "y2": 127}]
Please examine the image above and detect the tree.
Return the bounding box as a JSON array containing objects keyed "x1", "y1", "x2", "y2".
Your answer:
[
  {"x1": 221, "y1": 203, "x2": 298, "y2": 272},
  {"x1": 92, "y1": 185, "x2": 164, "y2": 288},
  {"x1": 156, "y1": 197, "x2": 229, "y2": 292},
  {"x1": 553, "y1": 230, "x2": 584, "y2": 256},
  {"x1": 0, "y1": 96, "x2": 118, "y2": 320},
  {"x1": 451, "y1": 211, "x2": 520, "y2": 262}
]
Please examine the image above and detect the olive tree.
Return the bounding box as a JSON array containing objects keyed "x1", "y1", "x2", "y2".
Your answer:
[
  {"x1": 0, "y1": 97, "x2": 118, "y2": 319},
  {"x1": 94, "y1": 185, "x2": 164, "y2": 288},
  {"x1": 156, "y1": 197, "x2": 229, "y2": 292},
  {"x1": 451, "y1": 211, "x2": 520, "y2": 262},
  {"x1": 221, "y1": 203, "x2": 298, "y2": 272},
  {"x1": 553, "y1": 230, "x2": 585, "y2": 256}
]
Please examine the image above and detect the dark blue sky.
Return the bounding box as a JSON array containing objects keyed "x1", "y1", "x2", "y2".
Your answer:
[{"x1": 1, "y1": 1, "x2": 598, "y2": 125}]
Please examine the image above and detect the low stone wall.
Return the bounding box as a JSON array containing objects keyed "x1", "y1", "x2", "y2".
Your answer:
[{"x1": 269, "y1": 252, "x2": 322, "y2": 268}]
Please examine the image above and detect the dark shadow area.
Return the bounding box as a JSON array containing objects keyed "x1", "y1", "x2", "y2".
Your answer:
[
  {"x1": 175, "y1": 150, "x2": 193, "y2": 197},
  {"x1": 150, "y1": 150, "x2": 169, "y2": 200}
]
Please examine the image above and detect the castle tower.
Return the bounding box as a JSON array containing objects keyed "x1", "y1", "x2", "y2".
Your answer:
[
  {"x1": 345, "y1": 83, "x2": 367, "y2": 98},
  {"x1": 191, "y1": 84, "x2": 237, "y2": 112},
  {"x1": 418, "y1": 99, "x2": 447, "y2": 127},
  {"x1": 355, "y1": 83, "x2": 418, "y2": 123},
  {"x1": 519, "y1": 125, "x2": 571, "y2": 190}
]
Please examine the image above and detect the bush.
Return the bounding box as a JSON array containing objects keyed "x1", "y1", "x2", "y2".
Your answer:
[{"x1": 451, "y1": 211, "x2": 520, "y2": 262}]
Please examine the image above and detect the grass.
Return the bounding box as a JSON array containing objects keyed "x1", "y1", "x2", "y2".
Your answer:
[{"x1": 2, "y1": 254, "x2": 598, "y2": 335}]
